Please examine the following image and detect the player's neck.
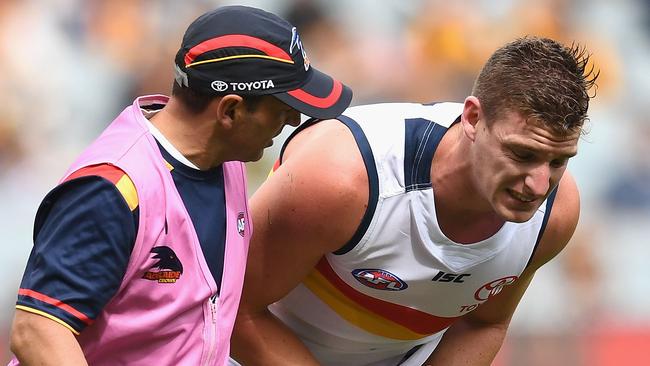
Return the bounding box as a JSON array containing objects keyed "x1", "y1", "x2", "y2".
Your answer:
[
  {"x1": 149, "y1": 100, "x2": 229, "y2": 170},
  {"x1": 430, "y1": 123, "x2": 505, "y2": 243}
]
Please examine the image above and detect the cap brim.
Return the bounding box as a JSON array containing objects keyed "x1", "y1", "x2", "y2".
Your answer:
[{"x1": 274, "y1": 68, "x2": 352, "y2": 120}]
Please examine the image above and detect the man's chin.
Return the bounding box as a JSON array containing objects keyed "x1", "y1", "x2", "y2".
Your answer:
[
  {"x1": 238, "y1": 149, "x2": 265, "y2": 163},
  {"x1": 251, "y1": 152, "x2": 265, "y2": 162},
  {"x1": 496, "y1": 205, "x2": 538, "y2": 223}
]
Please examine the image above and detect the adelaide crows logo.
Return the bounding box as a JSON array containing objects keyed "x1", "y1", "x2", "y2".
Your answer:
[{"x1": 142, "y1": 246, "x2": 183, "y2": 283}]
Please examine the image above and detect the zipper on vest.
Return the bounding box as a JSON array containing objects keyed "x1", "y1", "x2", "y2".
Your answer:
[
  {"x1": 204, "y1": 294, "x2": 219, "y2": 365},
  {"x1": 210, "y1": 294, "x2": 218, "y2": 322}
]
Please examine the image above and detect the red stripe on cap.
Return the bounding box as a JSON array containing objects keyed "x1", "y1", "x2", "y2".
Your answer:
[
  {"x1": 185, "y1": 34, "x2": 292, "y2": 65},
  {"x1": 287, "y1": 80, "x2": 343, "y2": 109},
  {"x1": 18, "y1": 289, "x2": 93, "y2": 325}
]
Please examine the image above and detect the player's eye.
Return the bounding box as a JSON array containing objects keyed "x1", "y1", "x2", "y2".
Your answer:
[
  {"x1": 510, "y1": 148, "x2": 534, "y2": 162},
  {"x1": 550, "y1": 158, "x2": 568, "y2": 168}
]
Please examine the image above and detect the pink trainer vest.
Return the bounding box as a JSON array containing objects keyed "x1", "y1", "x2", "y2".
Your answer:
[{"x1": 11, "y1": 95, "x2": 251, "y2": 365}]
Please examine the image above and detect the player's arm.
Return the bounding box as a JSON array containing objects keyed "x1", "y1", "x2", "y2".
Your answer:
[
  {"x1": 10, "y1": 311, "x2": 89, "y2": 366},
  {"x1": 232, "y1": 120, "x2": 368, "y2": 366},
  {"x1": 10, "y1": 165, "x2": 137, "y2": 365},
  {"x1": 424, "y1": 172, "x2": 580, "y2": 366}
]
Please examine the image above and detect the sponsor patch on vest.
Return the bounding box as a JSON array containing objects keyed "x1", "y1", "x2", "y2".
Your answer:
[
  {"x1": 351, "y1": 269, "x2": 408, "y2": 291},
  {"x1": 237, "y1": 212, "x2": 246, "y2": 237},
  {"x1": 142, "y1": 246, "x2": 183, "y2": 283}
]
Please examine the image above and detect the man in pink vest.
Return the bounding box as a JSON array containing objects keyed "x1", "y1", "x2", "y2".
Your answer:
[{"x1": 8, "y1": 6, "x2": 351, "y2": 366}]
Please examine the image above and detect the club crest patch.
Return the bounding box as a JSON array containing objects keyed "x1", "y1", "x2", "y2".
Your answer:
[{"x1": 142, "y1": 246, "x2": 183, "y2": 283}]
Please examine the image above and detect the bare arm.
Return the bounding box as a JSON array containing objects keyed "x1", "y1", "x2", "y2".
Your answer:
[
  {"x1": 425, "y1": 173, "x2": 581, "y2": 365},
  {"x1": 11, "y1": 310, "x2": 88, "y2": 366},
  {"x1": 232, "y1": 120, "x2": 369, "y2": 366}
]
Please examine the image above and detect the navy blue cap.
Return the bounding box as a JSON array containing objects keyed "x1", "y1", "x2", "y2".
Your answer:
[{"x1": 174, "y1": 6, "x2": 352, "y2": 119}]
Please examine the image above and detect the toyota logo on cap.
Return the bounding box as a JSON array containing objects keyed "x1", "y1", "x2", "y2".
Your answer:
[{"x1": 211, "y1": 80, "x2": 228, "y2": 92}]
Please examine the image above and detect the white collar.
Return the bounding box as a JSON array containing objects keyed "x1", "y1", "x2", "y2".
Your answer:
[{"x1": 141, "y1": 109, "x2": 200, "y2": 170}]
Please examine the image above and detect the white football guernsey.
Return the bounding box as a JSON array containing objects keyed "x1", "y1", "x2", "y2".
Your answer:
[{"x1": 270, "y1": 103, "x2": 557, "y2": 366}]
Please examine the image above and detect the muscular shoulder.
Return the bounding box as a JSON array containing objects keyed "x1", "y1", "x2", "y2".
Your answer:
[
  {"x1": 254, "y1": 119, "x2": 369, "y2": 253},
  {"x1": 285, "y1": 119, "x2": 366, "y2": 179},
  {"x1": 529, "y1": 171, "x2": 580, "y2": 269}
]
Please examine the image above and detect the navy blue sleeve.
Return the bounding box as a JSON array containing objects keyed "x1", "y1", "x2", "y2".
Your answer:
[{"x1": 16, "y1": 175, "x2": 137, "y2": 334}]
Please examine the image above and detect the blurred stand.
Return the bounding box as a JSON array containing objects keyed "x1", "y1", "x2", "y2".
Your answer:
[{"x1": 2, "y1": 1, "x2": 649, "y2": 364}]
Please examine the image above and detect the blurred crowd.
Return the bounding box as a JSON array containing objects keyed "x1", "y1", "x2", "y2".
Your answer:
[{"x1": 1, "y1": 0, "x2": 649, "y2": 364}]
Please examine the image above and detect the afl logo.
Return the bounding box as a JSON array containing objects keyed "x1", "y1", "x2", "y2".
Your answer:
[
  {"x1": 474, "y1": 276, "x2": 518, "y2": 301},
  {"x1": 211, "y1": 80, "x2": 228, "y2": 92},
  {"x1": 237, "y1": 212, "x2": 246, "y2": 237},
  {"x1": 352, "y1": 269, "x2": 408, "y2": 291}
]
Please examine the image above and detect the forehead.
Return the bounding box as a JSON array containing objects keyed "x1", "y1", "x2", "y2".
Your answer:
[{"x1": 494, "y1": 110, "x2": 581, "y2": 155}]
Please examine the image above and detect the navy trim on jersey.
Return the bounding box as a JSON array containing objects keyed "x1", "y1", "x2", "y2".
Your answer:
[
  {"x1": 277, "y1": 116, "x2": 379, "y2": 255},
  {"x1": 404, "y1": 118, "x2": 448, "y2": 192},
  {"x1": 19, "y1": 176, "x2": 137, "y2": 332},
  {"x1": 397, "y1": 344, "x2": 423, "y2": 365},
  {"x1": 332, "y1": 115, "x2": 379, "y2": 255},
  {"x1": 157, "y1": 143, "x2": 227, "y2": 292},
  {"x1": 525, "y1": 187, "x2": 559, "y2": 268},
  {"x1": 278, "y1": 117, "x2": 320, "y2": 163}
]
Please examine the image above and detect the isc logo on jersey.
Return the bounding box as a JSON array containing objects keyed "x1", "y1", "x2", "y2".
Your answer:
[{"x1": 352, "y1": 269, "x2": 408, "y2": 291}]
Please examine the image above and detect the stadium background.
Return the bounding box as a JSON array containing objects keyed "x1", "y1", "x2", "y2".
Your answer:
[{"x1": 1, "y1": 0, "x2": 649, "y2": 364}]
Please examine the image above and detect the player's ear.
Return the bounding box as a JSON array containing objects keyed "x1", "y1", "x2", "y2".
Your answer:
[
  {"x1": 461, "y1": 96, "x2": 482, "y2": 142},
  {"x1": 214, "y1": 94, "x2": 243, "y2": 130}
]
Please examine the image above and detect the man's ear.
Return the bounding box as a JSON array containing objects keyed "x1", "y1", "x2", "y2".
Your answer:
[
  {"x1": 461, "y1": 96, "x2": 482, "y2": 142},
  {"x1": 214, "y1": 94, "x2": 243, "y2": 130}
]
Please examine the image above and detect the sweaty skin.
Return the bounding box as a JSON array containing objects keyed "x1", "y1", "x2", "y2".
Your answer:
[{"x1": 232, "y1": 99, "x2": 581, "y2": 366}]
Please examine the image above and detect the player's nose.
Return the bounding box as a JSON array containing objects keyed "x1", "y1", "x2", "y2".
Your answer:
[{"x1": 523, "y1": 164, "x2": 550, "y2": 197}]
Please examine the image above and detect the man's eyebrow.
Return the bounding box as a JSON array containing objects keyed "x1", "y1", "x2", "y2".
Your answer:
[{"x1": 505, "y1": 142, "x2": 577, "y2": 158}]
